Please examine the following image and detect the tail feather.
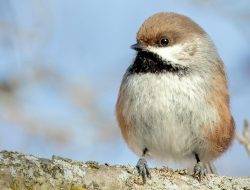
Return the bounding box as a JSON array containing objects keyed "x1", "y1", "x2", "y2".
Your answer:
[{"x1": 204, "y1": 162, "x2": 218, "y2": 174}]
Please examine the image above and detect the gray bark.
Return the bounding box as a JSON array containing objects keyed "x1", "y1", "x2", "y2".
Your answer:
[{"x1": 0, "y1": 151, "x2": 249, "y2": 190}]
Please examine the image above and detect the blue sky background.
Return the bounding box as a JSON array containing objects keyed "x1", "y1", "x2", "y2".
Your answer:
[{"x1": 0, "y1": 0, "x2": 249, "y2": 176}]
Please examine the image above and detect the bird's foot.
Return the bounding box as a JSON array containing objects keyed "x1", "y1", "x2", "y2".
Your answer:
[
  {"x1": 136, "y1": 157, "x2": 151, "y2": 183},
  {"x1": 193, "y1": 162, "x2": 208, "y2": 181}
]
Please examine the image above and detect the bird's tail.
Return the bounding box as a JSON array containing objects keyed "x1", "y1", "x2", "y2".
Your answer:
[{"x1": 204, "y1": 162, "x2": 218, "y2": 174}]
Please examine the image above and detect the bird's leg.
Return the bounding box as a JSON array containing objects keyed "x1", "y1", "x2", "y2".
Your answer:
[
  {"x1": 136, "y1": 148, "x2": 151, "y2": 183},
  {"x1": 193, "y1": 153, "x2": 207, "y2": 181}
]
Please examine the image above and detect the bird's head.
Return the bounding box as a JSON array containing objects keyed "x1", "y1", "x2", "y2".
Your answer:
[{"x1": 131, "y1": 12, "x2": 218, "y2": 71}]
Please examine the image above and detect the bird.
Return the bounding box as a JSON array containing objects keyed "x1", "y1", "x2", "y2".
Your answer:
[{"x1": 115, "y1": 12, "x2": 235, "y2": 182}]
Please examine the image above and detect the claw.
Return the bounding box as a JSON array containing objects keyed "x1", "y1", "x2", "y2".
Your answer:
[
  {"x1": 193, "y1": 162, "x2": 208, "y2": 181},
  {"x1": 136, "y1": 158, "x2": 151, "y2": 183}
]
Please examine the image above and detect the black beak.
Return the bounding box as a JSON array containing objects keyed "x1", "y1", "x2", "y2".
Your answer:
[{"x1": 130, "y1": 43, "x2": 143, "y2": 51}]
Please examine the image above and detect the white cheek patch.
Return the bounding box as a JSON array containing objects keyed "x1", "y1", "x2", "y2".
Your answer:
[{"x1": 147, "y1": 45, "x2": 184, "y2": 64}]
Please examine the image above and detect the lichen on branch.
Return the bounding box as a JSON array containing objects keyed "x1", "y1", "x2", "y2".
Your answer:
[{"x1": 0, "y1": 151, "x2": 249, "y2": 190}]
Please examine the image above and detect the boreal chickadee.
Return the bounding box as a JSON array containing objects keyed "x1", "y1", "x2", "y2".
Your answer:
[{"x1": 116, "y1": 12, "x2": 235, "y2": 183}]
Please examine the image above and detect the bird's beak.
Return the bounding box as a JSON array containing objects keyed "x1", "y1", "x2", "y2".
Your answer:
[{"x1": 130, "y1": 43, "x2": 143, "y2": 51}]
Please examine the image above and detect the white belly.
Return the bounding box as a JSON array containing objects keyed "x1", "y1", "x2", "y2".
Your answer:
[{"x1": 120, "y1": 73, "x2": 218, "y2": 162}]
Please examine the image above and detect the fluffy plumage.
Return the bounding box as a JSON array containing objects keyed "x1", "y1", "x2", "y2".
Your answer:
[{"x1": 116, "y1": 12, "x2": 235, "y2": 178}]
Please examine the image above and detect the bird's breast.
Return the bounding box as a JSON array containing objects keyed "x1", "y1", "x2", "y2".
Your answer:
[{"x1": 118, "y1": 72, "x2": 219, "y2": 162}]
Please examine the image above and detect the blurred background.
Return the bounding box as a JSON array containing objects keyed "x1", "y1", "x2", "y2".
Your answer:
[{"x1": 0, "y1": 0, "x2": 249, "y2": 176}]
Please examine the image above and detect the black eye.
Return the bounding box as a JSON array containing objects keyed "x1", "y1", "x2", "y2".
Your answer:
[{"x1": 159, "y1": 38, "x2": 169, "y2": 47}]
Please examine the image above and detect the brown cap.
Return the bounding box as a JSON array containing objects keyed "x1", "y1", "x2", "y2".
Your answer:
[{"x1": 137, "y1": 12, "x2": 206, "y2": 47}]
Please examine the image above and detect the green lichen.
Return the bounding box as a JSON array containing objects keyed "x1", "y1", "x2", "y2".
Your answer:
[
  {"x1": 10, "y1": 182, "x2": 19, "y2": 190},
  {"x1": 70, "y1": 184, "x2": 87, "y2": 190}
]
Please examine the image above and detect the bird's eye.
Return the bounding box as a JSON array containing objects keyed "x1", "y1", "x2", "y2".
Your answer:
[{"x1": 159, "y1": 38, "x2": 169, "y2": 47}]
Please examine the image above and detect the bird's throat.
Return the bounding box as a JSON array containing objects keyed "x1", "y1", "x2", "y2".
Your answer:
[{"x1": 128, "y1": 51, "x2": 189, "y2": 75}]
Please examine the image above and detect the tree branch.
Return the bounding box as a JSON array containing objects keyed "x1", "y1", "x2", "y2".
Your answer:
[
  {"x1": 236, "y1": 120, "x2": 250, "y2": 156},
  {"x1": 0, "y1": 151, "x2": 249, "y2": 190}
]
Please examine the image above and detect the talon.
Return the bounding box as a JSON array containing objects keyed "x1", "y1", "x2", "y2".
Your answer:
[
  {"x1": 193, "y1": 162, "x2": 208, "y2": 181},
  {"x1": 136, "y1": 158, "x2": 151, "y2": 183}
]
